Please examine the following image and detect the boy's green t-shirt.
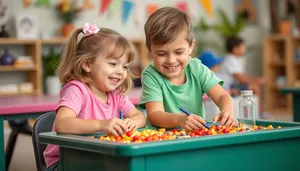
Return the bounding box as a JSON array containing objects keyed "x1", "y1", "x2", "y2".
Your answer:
[{"x1": 138, "y1": 57, "x2": 223, "y2": 119}]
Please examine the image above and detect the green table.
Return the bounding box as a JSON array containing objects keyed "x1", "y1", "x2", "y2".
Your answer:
[
  {"x1": 280, "y1": 87, "x2": 300, "y2": 122},
  {"x1": 39, "y1": 120, "x2": 300, "y2": 171}
]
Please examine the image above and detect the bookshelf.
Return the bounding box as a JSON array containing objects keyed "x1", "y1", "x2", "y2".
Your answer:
[{"x1": 263, "y1": 35, "x2": 300, "y2": 113}]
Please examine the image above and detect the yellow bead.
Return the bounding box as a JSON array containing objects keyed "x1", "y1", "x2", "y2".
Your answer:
[
  {"x1": 267, "y1": 125, "x2": 273, "y2": 129},
  {"x1": 123, "y1": 135, "x2": 131, "y2": 141},
  {"x1": 277, "y1": 126, "x2": 282, "y2": 129},
  {"x1": 159, "y1": 128, "x2": 166, "y2": 133},
  {"x1": 211, "y1": 129, "x2": 217, "y2": 135}
]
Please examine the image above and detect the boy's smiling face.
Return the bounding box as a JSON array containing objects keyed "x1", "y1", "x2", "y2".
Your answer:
[{"x1": 149, "y1": 32, "x2": 195, "y2": 85}]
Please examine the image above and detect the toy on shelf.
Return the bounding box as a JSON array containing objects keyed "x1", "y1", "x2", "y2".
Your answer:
[{"x1": 0, "y1": 48, "x2": 14, "y2": 65}]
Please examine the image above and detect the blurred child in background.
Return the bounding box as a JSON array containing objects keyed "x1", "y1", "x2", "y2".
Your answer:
[
  {"x1": 198, "y1": 50, "x2": 239, "y2": 96},
  {"x1": 221, "y1": 36, "x2": 269, "y2": 119}
]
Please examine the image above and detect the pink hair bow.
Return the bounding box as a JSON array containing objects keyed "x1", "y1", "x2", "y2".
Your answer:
[{"x1": 82, "y1": 23, "x2": 100, "y2": 37}]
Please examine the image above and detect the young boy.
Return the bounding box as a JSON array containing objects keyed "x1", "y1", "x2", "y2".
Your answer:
[
  {"x1": 221, "y1": 36, "x2": 268, "y2": 118},
  {"x1": 138, "y1": 7, "x2": 238, "y2": 130}
]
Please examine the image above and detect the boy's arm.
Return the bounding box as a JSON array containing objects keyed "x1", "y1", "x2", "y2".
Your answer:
[
  {"x1": 124, "y1": 107, "x2": 146, "y2": 128},
  {"x1": 146, "y1": 102, "x2": 185, "y2": 128},
  {"x1": 207, "y1": 84, "x2": 238, "y2": 126}
]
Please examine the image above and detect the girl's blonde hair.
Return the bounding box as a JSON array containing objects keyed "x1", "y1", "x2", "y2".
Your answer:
[{"x1": 56, "y1": 27, "x2": 137, "y2": 94}]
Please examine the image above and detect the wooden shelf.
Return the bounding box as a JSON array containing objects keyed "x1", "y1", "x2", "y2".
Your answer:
[
  {"x1": 264, "y1": 35, "x2": 297, "y2": 112},
  {"x1": 0, "y1": 65, "x2": 36, "y2": 71},
  {"x1": 270, "y1": 61, "x2": 285, "y2": 67},
  {"x1": 41, "y1": 37, "x2": 66, "y2": 45},
  {"x1": 0, "y1": 38, "x2": 37, "y2": 45},
  {"x1": 0, "y1": 89, "x2": 39, "y2": 96},
  {"x1": 294, "y1": 61, "x2": 300, "y2": 66}
]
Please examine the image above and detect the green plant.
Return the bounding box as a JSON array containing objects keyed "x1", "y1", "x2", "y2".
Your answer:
[
  {"x1": 43, "y1": 48, "x2": 61, "y2": 76},
  {"x1": 193, "y1": 9, "x2": 248, "y2": 55}
]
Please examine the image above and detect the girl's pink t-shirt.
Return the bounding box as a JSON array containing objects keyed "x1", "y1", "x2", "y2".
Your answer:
[{"x1": 43, "y1": 80, "x2": 135, "y2": 168}]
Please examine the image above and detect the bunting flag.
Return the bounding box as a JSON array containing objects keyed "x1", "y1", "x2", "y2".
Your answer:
[
  {"x1": 199, "y1": 0, "x2": 214, "y2": 17},
  {"x1": 109, "y1": 0, "x2": 121, "y2": 17},
  {"x1": 134, "y1": 0, "x2": 146, "y2": 29},
  {"x1": 187, "y1": 0, "x2": 201, "y2": 21},
  {"x1": 122, "y1": 0, "x2": 134, "y2": 24},
  {"x1": 35, "y1": 0, "x2": 51, "y2": 7},
  {"x1": 81, "y1": 0, "x2": 94, "y2": 9},
  {"x1": 147, "y1": 4, "x2": 159, "y2": 17},
  {"x1": 100, "y1": 0, "x2": 112, "y2": 15},
  {"x1": 23, "y1": 0, "x2": 32, "y2": 8},
  {"x1": 176, "y1": 2, "x2": 188, "y2": 15}
]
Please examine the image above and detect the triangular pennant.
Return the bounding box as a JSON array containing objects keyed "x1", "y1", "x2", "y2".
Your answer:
[
  {"x1": 122, "y1": 0, "x2": 134, "y2": 24},
  {"x1": 134, "y1": 0, "x2": 146, "y2": 29},
  {"x1": 100, "y1": 0, "x2": 112, "y2": 15},
  {"x1": 187, "y1": 0, "x2": 201, "y2": 21},
  {"x1": 176, "y1": 2, "x2": 188, "y2": 15},
  {"x1": 35, "y1": 0, "x2": 51, "y2": 7},
  {"x1": 109, "y1": 0, "x2": 121, "y2": 17},
  {"x1": 199, "y1": 0, "x2": 214, "y2": 17},
  {"x1": 147, "y1": 4, "x2": 159, "y2": 17}
]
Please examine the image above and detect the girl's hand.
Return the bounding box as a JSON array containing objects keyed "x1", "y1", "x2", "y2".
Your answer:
[
  {"x1": 100, "y1": 118, "x2": 127, "y2": 136},
  {"x1": 124, "y1": 118, "x2": 139, "y2": 131},
  {"x1": 213, "y1": 111, "x2": 239, "y2": 126},
  {"x1": 178, "y1": 114, "x2": 207, "y2": 131}
]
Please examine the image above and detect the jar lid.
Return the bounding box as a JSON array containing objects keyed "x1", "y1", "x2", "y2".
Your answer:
[{"x1": 241, "y1": 90, "x2": 253, "y2": 96}]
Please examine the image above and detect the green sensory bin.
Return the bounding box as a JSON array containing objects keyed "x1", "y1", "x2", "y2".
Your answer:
[{"x1": 39, "y1": 120, "x2": 300, "y2": 171}]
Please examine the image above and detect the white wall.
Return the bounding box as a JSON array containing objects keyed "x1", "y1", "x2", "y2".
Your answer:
[{"x1": 1, "y1": 0, "x2": 269, "y2": 86}]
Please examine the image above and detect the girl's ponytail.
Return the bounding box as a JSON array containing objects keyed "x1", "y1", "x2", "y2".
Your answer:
[{"x1": 56, "y1": 28, "x2": 82, "y2": 84}]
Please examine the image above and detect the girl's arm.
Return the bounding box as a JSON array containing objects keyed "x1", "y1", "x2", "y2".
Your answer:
[
  {"x1": 124, "y1": 107, "x2": 146, "y2": 128},
  {"x1": 55, "y1": 107, "x2": 127, "y2": 135},
  {"x1": 207, "y1": 84, "x2": 238, "y2": 126}
]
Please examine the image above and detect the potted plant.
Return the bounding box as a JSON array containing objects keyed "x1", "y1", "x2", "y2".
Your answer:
[
  {"x1": 43, "y1": 48, "x2": 61, "y2": 95},
  {"x1": 56, "y1": 0, "x2": 84, "y2": 37},
  {"x1": 193, "y1": 9, "x2": 248, "y2": 55}
]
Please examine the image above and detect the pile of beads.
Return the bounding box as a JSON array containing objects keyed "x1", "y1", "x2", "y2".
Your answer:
[{"x1": 90, "y1": 124, "x2": 281, "y2": 144}]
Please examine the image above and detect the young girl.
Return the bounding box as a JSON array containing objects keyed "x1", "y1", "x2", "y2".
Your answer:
[{"x1": 44, "y1": 23, "x2": 146, "y2": 170}]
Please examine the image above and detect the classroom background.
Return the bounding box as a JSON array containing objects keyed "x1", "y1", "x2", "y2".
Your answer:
[{"x1": 0, "y1": 0, "x2": 299, "y2": 170}]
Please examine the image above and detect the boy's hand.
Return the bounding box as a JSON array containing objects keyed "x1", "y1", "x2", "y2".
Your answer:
[
  {"x1": 213, "y1": 111, "x2": 239, "y2": 126},
  {"x1": 100, "y1": 118, "x2": 127, "y2": 136},
  {"x1": 124, "y1": 118, "x2": 139, "y2": 131},
  {"x1": 178, "y1": 114, "x2": 207, "y2": 131}
]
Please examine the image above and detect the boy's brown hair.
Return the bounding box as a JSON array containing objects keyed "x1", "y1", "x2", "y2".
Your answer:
[{"x1": 144, "y1": 7, "x2": 194, "y2": 50}]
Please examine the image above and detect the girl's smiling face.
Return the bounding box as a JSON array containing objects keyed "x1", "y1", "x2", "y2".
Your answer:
[
  {"x1": 83, "y1": 54, "x2": 129, "y2": 95},
  {"x1": 150, "y1": 32, "x2": 195, "y2": 85}
]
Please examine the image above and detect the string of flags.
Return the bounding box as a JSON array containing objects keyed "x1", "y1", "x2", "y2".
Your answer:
[{"x1": 24, "y1": 0, "x2": 214, "y2": 24}]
